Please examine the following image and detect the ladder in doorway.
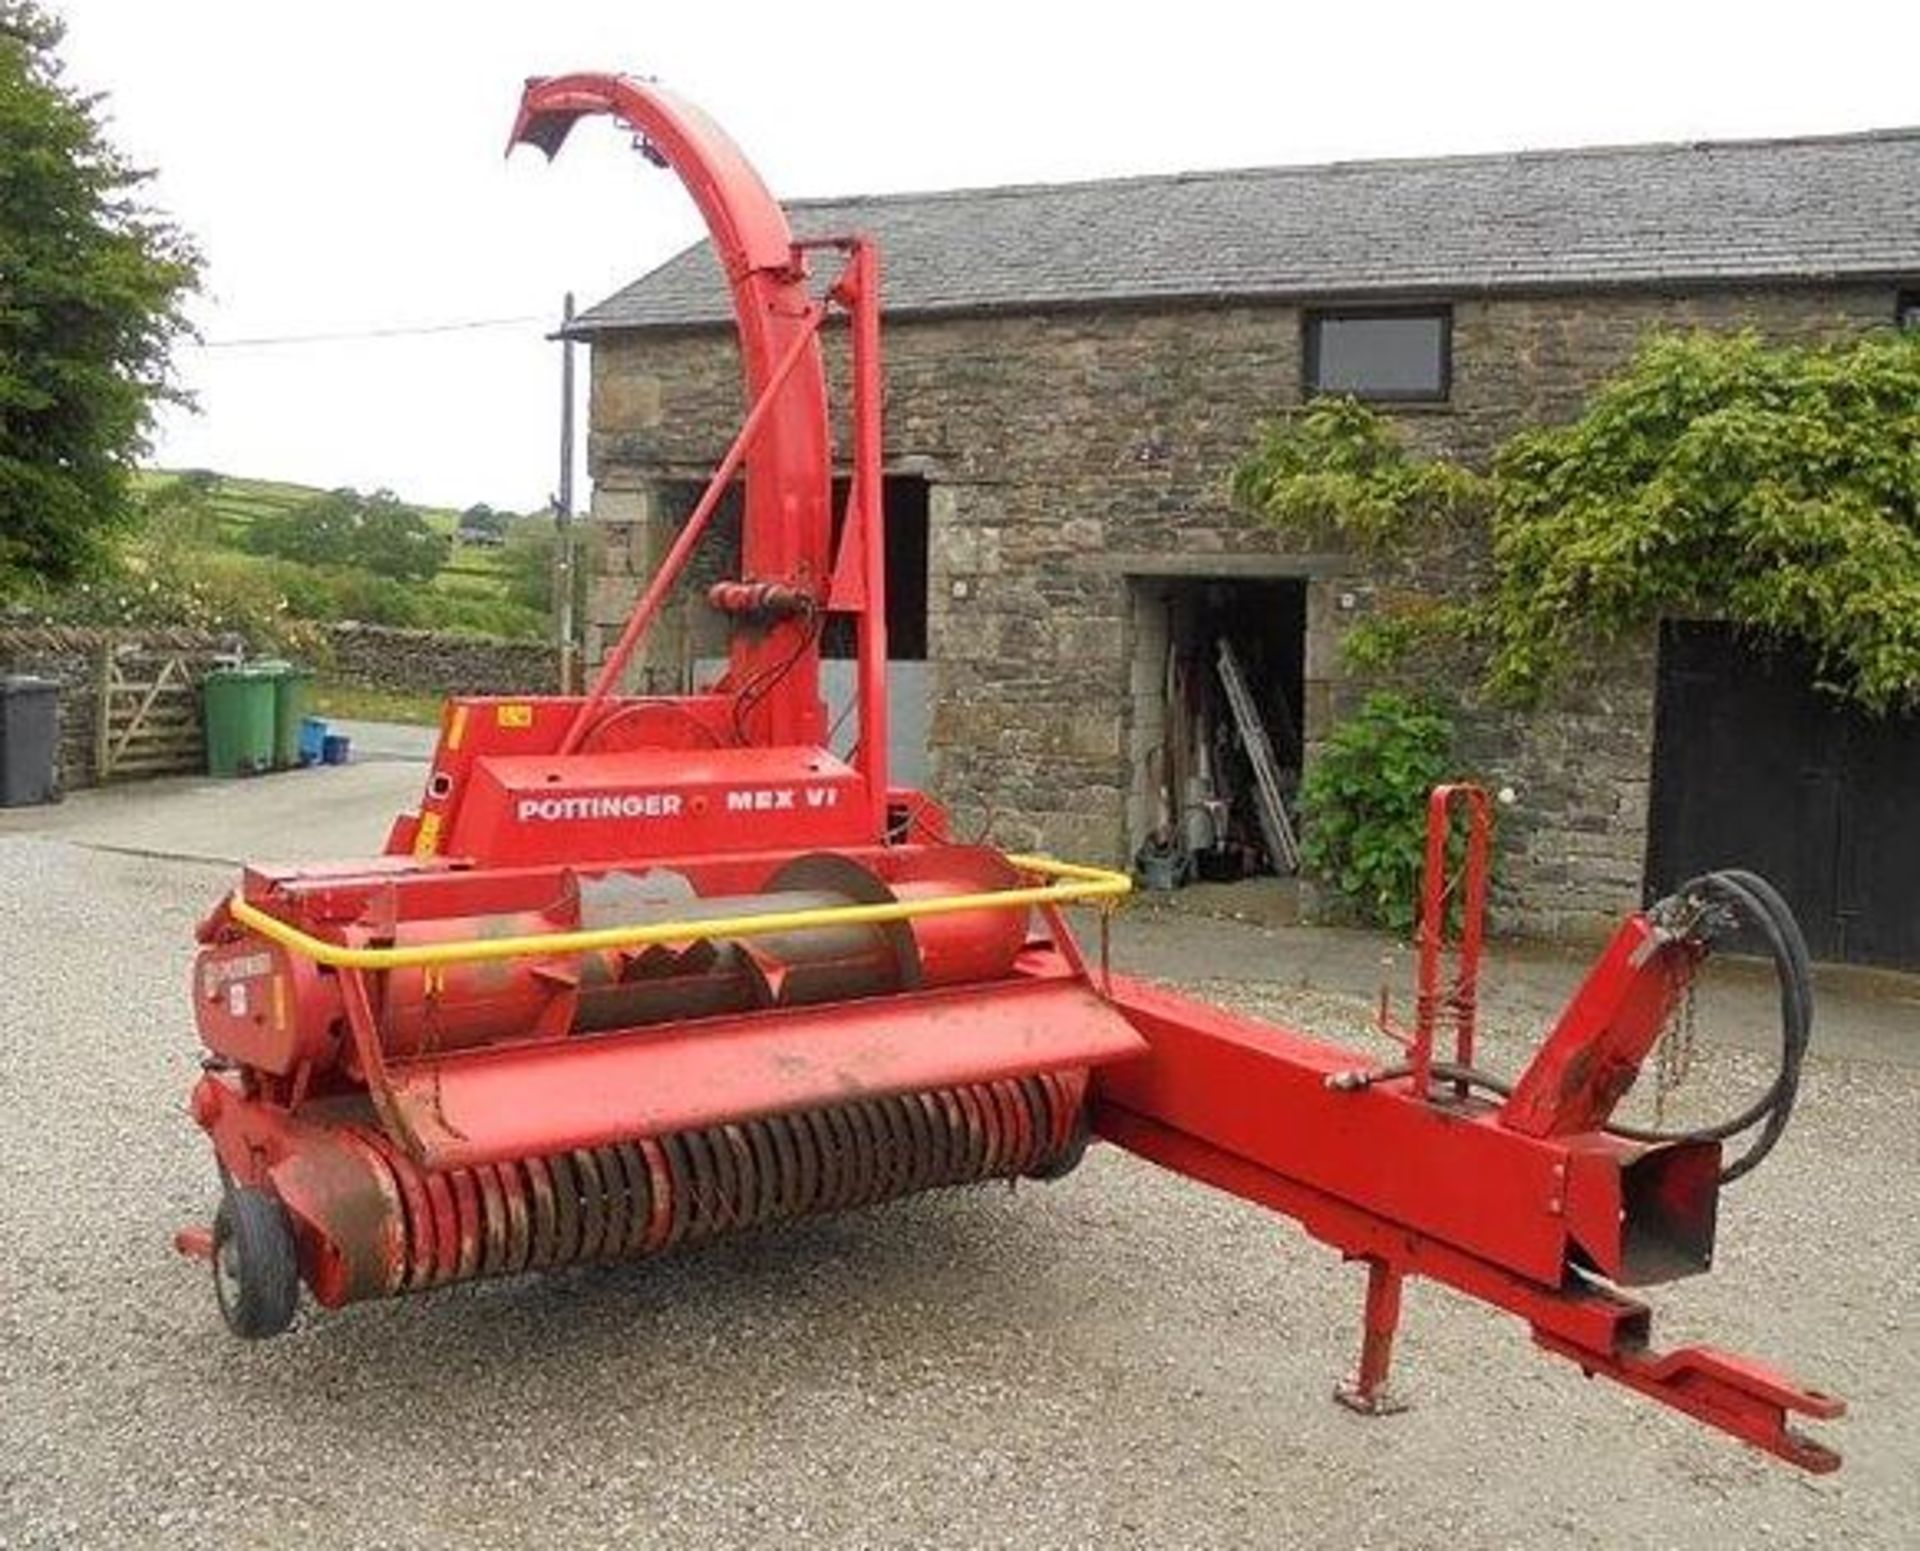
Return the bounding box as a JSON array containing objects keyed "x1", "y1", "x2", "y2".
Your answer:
[{"x1": 1215, "y1": 637, "x2": 1301, "y2": 874}]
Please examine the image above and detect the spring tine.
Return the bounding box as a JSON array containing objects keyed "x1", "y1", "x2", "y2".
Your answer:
[
  {"x1": 421, "y1": 1167, "x2": 460, "y2": 1287},
  {"x1": 682, "y1": 1129, "x2": 723, "y2": 1240},
  {"x1": 571, "y1": 1149, "x2": 608, "y2": 1261},
  {"x1": 1001, "y1": 1083, "x2": 1029, "y2": 1174},
  {"x1": 934, "y1": 1088, "x2": 976, "y2": 1183},
  {"x1": 719, "y1": 1125, "x2": 759, "y2": 1230},
  {"x1": 638, "y1": 1137, "x2": 673, "y2": 1253},
  {"x1": 977, "y1": 1081, "x2": 1010, "y2": 1178},
  {"x1": 781, "y1": 1106, "x2": 818, "y2": 1219},
  {"x1": 952, "y1": 1084, "x2": 993, "y2": 1181},
  {"x1": 545, "y1": 1151, "x2": 581, "y2": 1267},
  {"x1": 504, "y1": 1160, "x2": 537, "y2": 1275},
  {"x1": 743, "y1": 1118, "x2": 782, "y2": 1225},
  {"x1": 702, "y1": 1124, "x2": 741, "y2": 1231},
  {"x1": 806, "y1": 1105, "x2": 843, "y2": 1213},
  {"x1": 885, "y1": 1096, "x2": 925, "y2": 1198},
  {"x1": 523, "y1": 1154, "x2": 559, "y2": 1270},
  {"x1": 913, "y1": 1091, "x2": 952, "y2": 1188},
  {"x1": 474, "y1": 1164, "x2": 509, "y2": 1279},
  {"x1": 1036, "y1": 1070, "x2": 1069, "y2": 1155},
  {"x1": 593, "y1": 1147, "x2": 630, "y2": 1264},
  {"x1": 612, "y1": 1142, "x2": 651, "y2": 1258},
  {"x1": 989, "y1": 1081, "x2": 1023, "y2": 1176},
  {"x1": 706, "y1": 1126, "x2": 744, "y2": 1232},
  {"x1": 1014, "y1": 1078, "x2": 1049, "y2": 1174},
  {"x1": 840, "y1": 1100, "x2": 880, "y2": 1209},
  {"x1": 659, "y1": 1131, "x2": 697, "y2": 1250},
  {"x1": 880, "y1": 1097, "x2": 917, "y2": 1200},
  {"x1": 829, "y1": 1102, "x2": 866, "y2": 1209}
]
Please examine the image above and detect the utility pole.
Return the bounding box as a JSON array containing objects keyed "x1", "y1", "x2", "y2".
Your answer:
[{"x1": 555, "y1": 291, "x2": 577, "y2": 692}]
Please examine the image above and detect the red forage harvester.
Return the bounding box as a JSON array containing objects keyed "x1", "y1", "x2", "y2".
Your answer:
[{"x1": 177, "y1": 74, "x2": 1841, "y2": 1474}]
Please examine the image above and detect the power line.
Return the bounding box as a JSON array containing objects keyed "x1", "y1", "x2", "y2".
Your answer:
[{"x1": 186, "y1": 313, "x2": 549, "y2": 349}]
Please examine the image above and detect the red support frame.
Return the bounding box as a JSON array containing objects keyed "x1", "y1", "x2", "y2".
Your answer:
[
  {"x1": 1093, "y1": 971, "x2": 1842, "y2": 1472},
  {"x1": 1091, "y1": 785, "x2": 1839, "y2": 1471},
  {"x1": 1411, "y1": 783, "x2": 1491, "y2": 1096}
]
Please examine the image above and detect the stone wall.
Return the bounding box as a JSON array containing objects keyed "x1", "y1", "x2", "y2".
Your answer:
[
  {"x1": 325, "y1": 624, "x2": 558, "y2": 699},
  {"x1": 0, "y1": 626, "x2": 234, "y2": 790},
  {"x1": 583, "y1": 282, "x2": 1902, "y2": 938}
]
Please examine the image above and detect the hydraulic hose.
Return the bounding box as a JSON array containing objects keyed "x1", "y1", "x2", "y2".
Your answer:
[
  {"x1": 1604, "y1": 869, "x2": 1815, "y2": 1183},
  {"x1": 1337, "y1": 870, "x2": 1815, "y2": 1185}
]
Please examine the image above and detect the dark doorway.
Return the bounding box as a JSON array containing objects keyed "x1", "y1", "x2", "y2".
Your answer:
[
  {"x1": 821, "y1": 475, "x2": 928, "y2": 661},
  {"x1": 1128, "y1": 576, "x2": 1308, "y2": 881},
  {"x1": 1645, "y1": 621, "x2": 1920, "y2": 968},
  {"x1": 820, "y1": 475, "x2": 930, "y2": 784},
  {"x1": 679, "y1": 474, "x2": 932, "y2": 785}
]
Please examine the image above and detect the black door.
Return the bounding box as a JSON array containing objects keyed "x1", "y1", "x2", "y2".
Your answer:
[{"x1": 1645, "y1": 622, "x2": 1920, "y2": 968}]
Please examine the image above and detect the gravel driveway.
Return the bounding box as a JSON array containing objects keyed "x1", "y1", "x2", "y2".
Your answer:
[{"x1": 3, "y1": 836, "x2": 1914, "y2": 1548}]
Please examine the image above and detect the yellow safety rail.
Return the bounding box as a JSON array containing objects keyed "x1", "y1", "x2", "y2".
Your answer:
[{"x1": 228, "y1": 854, "x2": 1131, "y2": 973}]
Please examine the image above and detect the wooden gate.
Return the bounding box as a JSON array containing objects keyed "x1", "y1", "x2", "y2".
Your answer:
[
  {"x1": 95, "y1": 642, "x2": 205, "y2": 782},
  {"x1": 1645, "y1": 622, "x2": 1920, "y2": 969}
]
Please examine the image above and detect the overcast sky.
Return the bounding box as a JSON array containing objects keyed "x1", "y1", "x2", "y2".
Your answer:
[{"x1": 58, "y1": 0, "x2": 1918, "y2": 514}]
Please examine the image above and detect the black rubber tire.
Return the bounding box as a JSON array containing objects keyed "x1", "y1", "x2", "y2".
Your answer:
[
  {"x1": 212, "y1": 1187, "x2": 299, "y2": 1340},
  {"x1": 1026, "y1": 1107, "x2": 1093, "y2": 1182}
]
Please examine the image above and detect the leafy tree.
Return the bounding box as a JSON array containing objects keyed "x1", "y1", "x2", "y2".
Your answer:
[
  {"x1": 1232, "y1": 328, "x2": 1920, "y2": 714},
  {"x1": 457, "y1": 502, "x2": 510, "y2": 540},
  {"x1": 1485, "y1": 330, "x2": 1920, "y2": 710},
  {"x1": 0, "y1": 3, "x2": 199, "y2": 592},
  {"x1": 500, "y1": 518, "x2": 557, "y2": 614},
  {"x1": 135, "y1": 472, "x2": 220, "y2": 549},
  {"x1": 246, "y1": 486, "x2": 449, "y2": 582},
  {"x1": 353, "y1": 489, "x2": 450, "y2": 582},
  {"x1": 247, "y1": 487, "x2": 364, "y2": 568},
  {"x1": 500, "y1": 515, "x2": 591, "y2": 625}
]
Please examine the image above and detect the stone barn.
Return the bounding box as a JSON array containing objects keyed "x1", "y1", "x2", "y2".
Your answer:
[{"x1": 572, "y1": 127, "x2": 1920, "y2": 965}]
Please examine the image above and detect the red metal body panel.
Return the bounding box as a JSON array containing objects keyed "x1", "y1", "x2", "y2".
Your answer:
[
  {"x1": 1501, "y1": 914, "x2": 1700, "y2": 1137},
  {"x1": 372, "y1": 970, "x2": 1145, "y2": 1171},
  {"x1": 443, "y1": 745, "x2": 872, "y2": 866}
]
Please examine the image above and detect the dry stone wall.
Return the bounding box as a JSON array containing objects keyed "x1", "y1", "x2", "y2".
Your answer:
[{"x1": 325, "y1": 624, "x2": 558, "y2": 699}]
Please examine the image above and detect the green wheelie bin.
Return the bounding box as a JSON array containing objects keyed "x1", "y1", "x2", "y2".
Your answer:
[
  {"x1": 203, "y1": 666, "x2": 277, "y2": 777},
  {"x1": 253, "y1": 660, "x2": 315, "y2": 769}
]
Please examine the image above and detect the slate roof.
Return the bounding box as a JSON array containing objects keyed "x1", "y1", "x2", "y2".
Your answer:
[{"x1": 572, "y1": 127, "x2": 1920, "y2": 334}]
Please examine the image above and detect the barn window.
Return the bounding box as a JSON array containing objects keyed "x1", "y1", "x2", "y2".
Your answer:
[
  {"x1": 1304, "y1": 308, "x2": 1451, "y2": 402},
  {"x1": 1900, "y1": 292, "x2": 1920, "y2": 331}
]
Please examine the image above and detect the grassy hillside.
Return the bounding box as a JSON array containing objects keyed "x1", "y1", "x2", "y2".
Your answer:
[
  {"x1": 138, "y1": 470, "x2": 515, "y2": 597},
  {"x1": 127, "y1": 469, "x2": 551, "y2": 640}
]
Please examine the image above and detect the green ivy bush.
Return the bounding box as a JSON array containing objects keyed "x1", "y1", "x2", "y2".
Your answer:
[
  {"x1": 1487, "y1": 329, "x2": 1920, "y2": 710},
  {"x1": 1228, "y1": 396, "x2": 1488, "y2": 550},
  {"x1": 1298, "y1": 692, "x2": 1458, "y2": 932},
  {"x1": 1231, "y1": 328, "x2": 1920, "y2": 713}
]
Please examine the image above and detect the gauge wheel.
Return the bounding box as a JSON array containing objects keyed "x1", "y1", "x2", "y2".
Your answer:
[{"x1": 212, "y1": 1186, "x2": 299, "y2": 1339}]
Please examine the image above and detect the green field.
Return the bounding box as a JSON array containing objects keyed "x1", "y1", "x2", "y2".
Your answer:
[{"x1": 139, "y1": 470, "x2": 517, "y2": 598}]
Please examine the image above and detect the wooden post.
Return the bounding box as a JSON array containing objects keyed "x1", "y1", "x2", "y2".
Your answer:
[{"x1": 93, "y1": 638, "x2": 113, "y2": 784}]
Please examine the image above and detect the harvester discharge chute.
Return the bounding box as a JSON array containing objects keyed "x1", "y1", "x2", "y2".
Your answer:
[{"x1": 177, "y1": 74, "x2": 1841, "y2": 1475}]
